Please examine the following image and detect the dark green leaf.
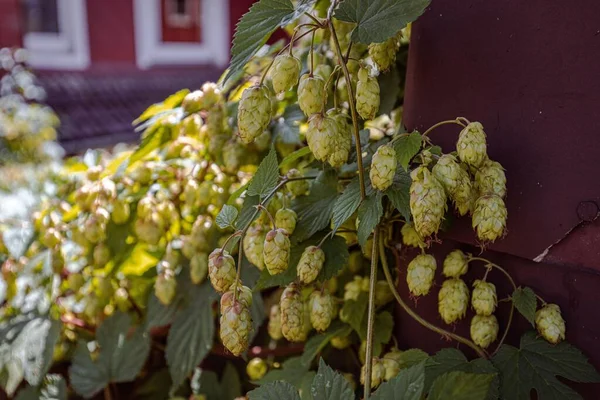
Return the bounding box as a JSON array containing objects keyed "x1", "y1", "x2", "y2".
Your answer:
[
  {"x1": 299, "y1": 371, "x2": 317, "y2": 400},
  {"x1": 144, "y1": 292, "x2": 182, "y2": 331},
  {"x1": 222, "y1": 363, "x2": 243, "y2": 400},
  {"x1": 250, "y1": 291, "x2": 267, "y2": 342},
  {"x1": 133, "y1": 369, "x2": 172, "y2": 400},
  {"x1": 15, "y1": 374, "x2": 67, "y2": 400},
  {"x1": 257, "y1": 357, "x2": 309, "y2": 388},
  {"x1": 274, "y1": 104, "x2": 304, "y2": 144},
  {"x1": 248, "y1": 381, "x2": 301, "y2": 400},
  {"x1": 318, "y1": 234, "x2": 350, "y2": 281},
  {"x1": 133, "y1": 89, "x2": 189, "y2": 125},
  {"x1": 393, "y1": 349, "x2": 430, "y2": 369},
  {"x1": 357, "y1": 311, "x2": 393, "y2": 357},
  {"x1": 216, "y1": 204, "x2": 239, "y2": 229},
  {"x1": 69, "y1": 342, "x2": 109, "y2": 398},
  {"x1": 236, "y1": 195, "x2": 261, "y2": 230},
  {"x1": 492, "y1": 332, "x2": 600, "y2": 400},
  {"x1": 372, "y1": 360, "x2": 426, "y2": 400},
  {"x1": 310, "y1": 358, "x2": 355, "y2": 400},
  {"x1": 429, "y1": 371, "x2": 494, "y2": 400},
  {"x1": 511, "y1": 287, "x2": 536, "y2": 327},
  {"x1": 279, "y1": 147, "x2": 312, "y2": 168},
  {"x1": 247, "y1": 147, "x2": 280, "y2": 199},
  {"x1": 385, "y1": 169, "x2": 412, "y2": 221},
  {"x1": 227, "y1": 181, "x2": 250, "y2": 205},
  {"x1": 357, "y1": 193, "x2": 383, "y2": 246},
  {"x1": 334, "y1": 0, "x2": 431, "y2": 44},
  {"x1": 339, "y1": 292, "x2": 368, "y2": 334},
  {"x1": 301, "y1": 322, "x2": 352, "y2": 367},
  {"x1": 332, "y1": 177, "x2": 362, "y2": 234},
  {"x1": 192, "y1": 369, "x2": 224, "y2": 399},
  {"x1": 392, "y1": 132, "x2": 422, "y2": 170},
  {"x1": 378, "y1": 68, "x2": 401, "y2": 115}
]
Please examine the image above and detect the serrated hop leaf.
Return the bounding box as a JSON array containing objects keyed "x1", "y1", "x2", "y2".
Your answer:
[
  {"x1": 369, "y1": 35, "x2": 400, "y2": 72},
  {"x1": 535, "y1": 304, "x2": 566, "y2": 344},
  {"x1": 360, "y1": 358, "x2": 386, "y2": 389},
  {"x1": 269, "y1": 54, "x2": 301, "y2": 94},
  {"x1": 222, "y1": 140, "x2": 245, "y2": 174},
  {"x1": 111, "y1": 198, "x2": 130, "y2": 225},
  {"x1": 344, "y1": 276, "x2": 370, "y2": 301},
  {"x1": 297, "y1": 245, "x2": 325, "y2": 284},
  {"x1": 401, "y1": 223, "x2": 425, "y2": 248},
  {"x1": 263, "y1": 228, "x2": 291, "y2": 275},
  {"x1": 298, "y1": 74, "x2": 326, "y2": 116},
  {"x1": 407, "y1": 254, "x2": 437, "y2": 296},
  {"x1": 472, "y1": 194, "x2": 507, "y2": 242},
  {"x1": 382, "y1": 349, "x2": 403, "y2": 381},
  {"x1": 475, "y1": 159, "x2": 507, "y2": 198},
  {"x1": 220, "y1": 300, "x2": 252, "y2": 356},
  {"x1": 409, "y1": 166, "x2": 447, "y2": 238},
  {"x1": 280, "y1": 283, "x2": 306, "y2": 342},
  {"x1": 374, "y1": 280, "x2": 394, "y2": 306},
  {"x1": 286, "y1": 169, "x2": 310, "y2": 197},
  {"x1": 470, "y1": 314, "x2": 499, "y2": 349},
  {"x1": 306, "y1": 113, "x2": 335, "y2": 162},
  {"x1": 208, "y1": 249, "x2": 236, "y2": 293},
  {"x1": 370, "y1": 145, "x2": 398, "y2": 191},
  {"x1": 309, "y1": 290, "x2": 335, "y2": 331},
  {"x1": 155, "y1": 270, "x2": 177, "y2": 305},
  {"x1": 243, "y1": 225, "x2": 266, "y2": 270},
  {"x1": 190, "y1": 252, "x2": 208, "y2": 284},
  {"x1": 220, "y1": 283, "x2": 252, "y2": 313},
  {"x1": 438, "y1": 278, "x2": 470, "y2": 324},
  {"x1": 356, "y1": 67, "x2": 380, "y2": 120},
  {"x1": 457, "y1": 122, "x2": 488, "y2": 168},
  {"x1": 246, "y1": 357, "x2": 268, "y2": 381},
  {"x1": 268, "y1": 304, "x2": 283, "y2": 340},
  {"x1": 331, "y1": 335, "x2": 352, "y2": 349},
  {"x1": 275, "y1": 208, "x2": 297, "y2": 235},
  {"x1": 442, "y1": 249, "x2": 469, "y2": 278},
  {"x1": 471, "y1": 280, "x2": 497, "y2": 316},
  {"x1": 237, "y1": 85, "x2": 272, "y2": 144},
  {"x1": 432, "y1": 154, "x2": 474, "y2": 216}
]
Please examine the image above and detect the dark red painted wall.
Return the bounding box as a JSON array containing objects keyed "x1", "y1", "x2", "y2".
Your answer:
[
  {"x1": 0, "y1": 0, "x2": 22, "y2": 48},
  {"x1": 87, "y1": 0, "x2": 136, "y2": 66}
]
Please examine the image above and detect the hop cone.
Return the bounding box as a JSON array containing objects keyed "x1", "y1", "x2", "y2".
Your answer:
[
  {"x1": 356, "y1": 67, "x2": 380, "y2": 120},
  {"x1": 306, "y1": 114, "x2": 336, "y2": 162},
  {"x1": 382, "y1": 349, "x2": 403, "y2": 381},
  {"x1": 246, "y1": 358, "x2": 268, "y2": 381},
  {"x1": 155, "y1": 270, "x2": 177, "y2": 305},
  {"x1": 360, "y1": 358, "x2": 386, "y2": 389},
  {"x1": 263, "y1": 228, "x2": 291, "y2": 275},
  {"x1": 327, "y1": 121, "x2": 351, "y2": 167},
  {"x1": 297, "y1": 245, "x2": 325, "y2": 284},
  {"x1": 369, "y1": 35, "x2": 400, "y2": 71},
  {"x1": 442, "y1": 249, "x2": 469, "y2": 278},
  {"x1": 208, "y1": 249, "x2": 236, "y2": 293},
  {"x1": 401, "y1": 223, "x2": 424, "y2": 248},
  {"x1": 457, "y1": 122, "x2": 487, "y2": 168},
  {"x1": 370, "y1": 145, "x2": 397, "y2": 191},
  {"x1": 275, "y1": 208, "x2": 297, "y2": 235},
  {"x1": 112, "y1": 198, "x2": 130, "y2": 225},
  {"x1": 298, "y1": 74, "x2": 325, "y2": 116},
  {"x1": 407, "y1": 254, "x2": 437, "y2": 296},
  {"x1": 535, "y1": 304, "x2": 566, "y2": 344},
  {"x1": 268, "y1": 304, "x2": 283, "y2": 340},
  {"x1": 243, "y1": 225, "x2": 266, "y2": 270},
  {"x1": 374, "y1": 280, "x2": 394, "y2": 306},
  {"x1": 470, "y1": 314, "x2": 499, "y2": 349},
  {"x1": 471, "y1": 280, "x2": 497, "y2": 316},
  {"x1": 438, "y1": 278, "x2": 470, "y2": 324},
  {"x1": 190, "y1": 215, "x2": 216, "y2": 253},
  {"x1": 475, "y1": 159, "x2": 507, "y2": 198},
  {"x1": 280, "y1": 284, "x2": 306, "y2": 342},
  {"x1": 286, "y1": 169, "x2": 310, "y2": 197},
  {"x1": 331, "y1": 335, "x2": 351, "y2": 349},
  {"x1": 348, "y1": 250, "x2": 364, "y2": 273},
  {"x1": 220, "y1": 300, "x2": 252, "y2": 356},
  {"x1": 269, "y1": 54, "x2": 301, "y2": 94},
  {"x1": 472, "y1": 194, "x2": 507, "y2": 242},
  {"x1": 344, "y1": 276, "x2": 369, "y2": 301},
  {"x1": 309, "y1": 290, "x2": 335, "y2": 331},
  {"x1": 222, "y1": 140, "x2": 245, "y2": 174},
  {"x1": 432, "y1": 154, "x2": 474, "y2": 216},
  {"x1": 190, "y1": 252, "x2": 208, "y2": 284},
  {"x1": 238, "y1": 85, "x2": 272, "y2": 144},
  {"x1": 410, "y1": 166, "x2": 447, "y2": 238},
  {"x1": 220, "y1": 283, "x2": 253, "y2": 313}
]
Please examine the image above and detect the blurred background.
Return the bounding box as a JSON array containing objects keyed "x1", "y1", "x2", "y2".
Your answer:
[{"x1": 0, "y1": 0, "x2": 256, "y2": 153}]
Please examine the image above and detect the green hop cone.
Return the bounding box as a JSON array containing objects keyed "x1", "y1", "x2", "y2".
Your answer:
[
  {"x1": 268, "y1": 304, "x2": 283, "y2": 340},
  {"x1": 472, "y1": 194, "x2": 507, "y2": 242},
  {"x1": 370, "y1": 144, "x2": 397, "y2": 191},
  {"x1": 189, "y1": 253, "x2": 208, "y2": 284},
  {"x1": 470, "y1": 314, "x2": 499, "y2": 349},
  {"x1": 326, "y1": 110, "x2": 352, "y2": 167},
  {"x1": 374, "y1": 280, "x2": 394, "y2": 306},
  {"x1": 401, "y1": 223, "x2": 425, "y2": 248},
  {"x1": 369, "y1": 35, "x2": 400, "y2": 72},
  {"x1": 382, "y1": 349, "x2": 403, "y2": 381},
  {"x1": 438, "y1": 278, "x2": 470, "y2": 324},
  {"x1": 306, "y1": 113, "x2": 336, "y2": 162},
  {"x1": 190, "y1": 215, "x2": 216, "y2": 253},
  {"x1": 220, "y1": 300, "x2": 252, "y2": 356},
  {"x1": 280, "y1": 283, "x2": 306, "y2": 342},
  {"x1": 356, "y1": 67, "x2": 380, "y2": 120},
  {"x1": 331, "y1": 335, "x2": 351, "y2": 349},
  {"x1": 269, "y1": 54, "x2": 301, "y2": 94},
  {"x1": 68, "y1": 273, "x2": 85, "y2": 292},
  {"x1": 263, "y1": 228, "x2": 291, "y2": 275},
  {"x1": 471, "y1": 280, "x2": 497, "y2": 316},
  {"x1": 360, "y1": 358, "x2": 386, "y2": 389},
  {"x1": 314, "y1": 63, "x2": 333, "y2": 82},
  {"x1": 442, "y1": 249, "x2": 469, "y2": 278},
  {"x1": 286, "y1": 169, "x2": 310, "y2": 197},
  {"x1": 348, "y1": 250, "x2": 364, "y2": 273},
  {"x1": 237, "y1": 85, "x2": 272, "y2": 144},
  {"x1": 112, "y1": 198, "x2": 130, "y2": 225},
  {"x1": 432, "y1": 154, "x2": 474, "y2": 216},
  {"x1": 222, "y1": 140, "x2": 245, "y2": 174},
  {"x1": 208, "y1": 248, "x2": 236, "y2": 293},
  {"x1": 309, "y1": 290, "x2": 335, "y2": 331},
  {"x1": 298, "y1": 74, "x2": 325, "y2": 116},
  {"x1": 457, "y1": 121, "x2": 488, "y2": 168},
  {"x1": 155, "y1": 269, "x2": 177, "y2": 305},
  {"x1": 220, "y1": 283, "x2": 252, "y2": 313},
  {"x1": 535, "y1": 304, "x2": 566, "y2": 344},
  {"x1": 275, "y1": 208, "x2": 297, "y2": 235},
  {"x1": 409, "y1": 166, "x2": 447, "y2": 238},
  {"x1": 246, "y1": 357, "x2": 268, "y2": 381},
  {"x1": 344, "y1": 276, "x2": 369, "y2": 301},
  {"x1": 243, "y1": 225, "x2": 266, "y2": 270},
  {"x1": 406, "y1": 254, "x2": 437, "y2": 296},
  {"x1": 475, "y1": 159, "x2": 507, "y2": 198},
  {"x1": 93, "y1": 243, "x2": 110, "y2": 267},
  {"x1": 297, "y1": 245, "x2": 325, "y2": 284}
]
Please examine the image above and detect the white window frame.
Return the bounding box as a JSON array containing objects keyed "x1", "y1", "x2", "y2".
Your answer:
[
  {"x1": 23, "y1": 0, "x2": 90, "y2": 70},
  {"x1": 133, "y1": 0, "x2": 230, "y2": 69}
]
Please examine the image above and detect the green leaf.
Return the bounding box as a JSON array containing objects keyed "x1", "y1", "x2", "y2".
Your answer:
[
  {"x1": 357, "y1": 193, "x2": 383, "y2": 246},
  {"x1": 248, "y1": 381, "x2": 301, "y2": 400},
  {"x1": 357, "y1": 311, "x2": 393, "y2": 357},
  {"x1": 133, "y1": 89, "x2": 189, "y2": 125},
  {"x1": 429, "y1": 371, "x2": 494, "y2": 400},
  {"x1": 127, "y1": 122, "x2": 174, "y2": 169},
  {"x1": 301, "y1": 322, "x2": 352, "y2": 367},
  {"x1": 385, "y1": 169, "x2": 412, "y2": 221},
  {"x1": 299, "y1": 371, "x2": 317, "y2": 400},
  {"x1": 332, "y1": 177, "x2": 362, "y2": 234},
  {"x1": 15, "y1": 374, "x2": 67, "y2": 400},
  {"x1": 334, "y1": 0, "x2": 431, "y2": 44},
  {"x1": 236, "y1": 195, "x2": 261, "y2": 229},
  {"x1": 166, "y1": 283, "x2": 217, "y2": 393},
  {"x1": 134, "y1": 368, "x2": 172, "y2": 400},
  {"x1": 144, "y1": 291, "x2": 182, "y2": 331},
  {"x1": 339, "y1": 292, "x2": 368, "y2": 334},
  {"x1": 393, "y1": 132, "x2": 422, "y2": 170},
  {"x1": 372, "y1": 360, "x2": 426, "y2": 400},
  {"x1": 257, "y1": 357, "x2": 309, "y2": 388},
  {"x1": 191, "y1": 369, "x2": 224, "y2": 399},
  {"x1": 225, "y1": 0, "x2": 310, "y2": 84},
  {"x1": 274, "y1": 104, "x2": 304, "y2": 145},
  {"x1": 393, "y1": 349, "x2": 430, "y2": 369},
  {"x1": 492, "y1": 332, "x2": 600, "y2": 400},
  {"x1": 247, "y1": 147, "x2": 280, "y2": 199},
  {"x1": 250, "y1": 291, "x2": 267, "y2": 342},
  {"x1": 511, "y1": 287, "x2": 536, "y2": 327},
  {"x1": 222, "y1": 363, "x2": 243, "y2": 400},
  {"x1": 216, "y1": 204, "x2": 239, "y2": 229},
  {"x1": 311, "y1": 358, "x2": 355, "y2": 400},
  {"x1": 318, "y1": 234, "x2": 350, "y2": 281},
  {"x1": 378, "y1": 68, "x2": 401, "y2": 116},
  {"x1": 279, "y1": 147, "x2": 312, "y2": 168},
  {"x1": 227, "y1": 181, "x2": 251, "y2": 205}
]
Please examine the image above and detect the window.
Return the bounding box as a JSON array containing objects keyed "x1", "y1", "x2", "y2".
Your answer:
[{"x1": 164, "y1": 0, "x2": 194, "y2": 28}]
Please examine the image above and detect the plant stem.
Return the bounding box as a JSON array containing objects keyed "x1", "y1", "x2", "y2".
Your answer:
[
  {"x1": 233, "y1": 237, "x2": 244, "y2": 301},
  {"x1": 328, "y1": 20, "x2": 366, "y2": 200},
  {"x1": 104, "y1": 386, "x2": 113, "y2": 400},
  {"x1": 364, "y1": 227, "x2": 380, "y2": 399},
  {"x1": 379, "y1": 239, "x2": 488, "y2": 358},
  {"x1": 422, "y1": 119, "x2": 467, "y2": 137}
]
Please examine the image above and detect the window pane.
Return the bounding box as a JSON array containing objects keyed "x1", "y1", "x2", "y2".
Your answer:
[{"x1": 22, "y1": 0, "x2": 60, "y2": 34}]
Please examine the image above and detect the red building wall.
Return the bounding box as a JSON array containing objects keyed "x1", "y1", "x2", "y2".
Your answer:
[
  {"x1": 87, "y1": 0, "x2": 136, "y2": 66},
  {"x1": 0, "y1": 0, "x2": 23, "y2": 48}
]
